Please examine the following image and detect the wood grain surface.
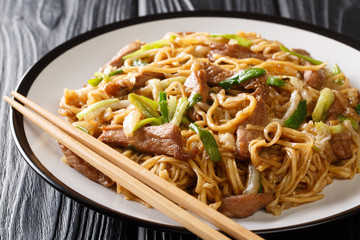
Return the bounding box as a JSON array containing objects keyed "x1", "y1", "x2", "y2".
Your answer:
[{"x1": 1, "y1": 1, "x2": 360, "y2": 239}]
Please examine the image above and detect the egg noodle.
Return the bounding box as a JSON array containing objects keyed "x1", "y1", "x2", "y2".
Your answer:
[{"x1": 59, "y1": 31, "x2": 360, "y2": 216}]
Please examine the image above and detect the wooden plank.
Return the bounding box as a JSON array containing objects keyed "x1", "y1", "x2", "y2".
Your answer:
[{"x1": 278, "y1": 0, "x2": 360, "y2": 41}]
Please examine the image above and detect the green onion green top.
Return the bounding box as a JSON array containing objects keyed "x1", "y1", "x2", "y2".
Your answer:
[
  {"x1": 123, "y1": 39, "x2": 168, "y2": 60},
  {"x1": 159, "y1": 91, "x2": 169, "y2": 123},
  {"x1": 187, "y1": 93, "x2": 203, "y2": 109},
  {"x1": 132, "y1": 59, "x2": 148, "y2": 66},
  {"x1": 132, "y1": 117, "x2": 162, "y2": 132},
  {"x1": 338, "y1": 115, "x2": 359, "y2": 130},
  {"x1": 108, "y1": 68, "x2": 124, "y2": 76},
  {"x1": 210, "y1": 33, "x2": 252, "y2": 47},
  {"x1": 284, "y1": 100, "x2": 307, "y2": 129},
  {"x1": 128, "y1": 93, "x2": 160, "y2": 119},
  {"x1": 219, "y1": 68, "x2": 266, "y2": 90},
  {"x1": 189, "y1": 123, "x2": 221, "y2": 162},
  {"x1": 280, "y1": 45, "x2": 323, "y2": 65},
  {"x1": 355, "y1": 103, "x2": 360, "y2": 115},
  {"x1": 267, "y1": 76, "x2": 285, "y2": 87},
  {"x1": 76, "y1": 98, "x2": 119, "y2": 120},
  {"x1": 312, "y1": 88, "x2": 334, "y2": 122}
]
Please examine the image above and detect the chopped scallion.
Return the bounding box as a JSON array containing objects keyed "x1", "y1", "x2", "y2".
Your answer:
[
  {"x1": 210, "y1": 33, "x2": 252, "y2": 47},
  {"x1": 189, "y1": 123, "x2": 221, "y2": 162},
  {"x1": 280, "y1": 45, "x2": 323, "y2": 65}
]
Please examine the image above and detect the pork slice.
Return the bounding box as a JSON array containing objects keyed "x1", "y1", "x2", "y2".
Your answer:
[
  {"x1": 303, "y1": 69, "x2": 326, "y2": 90},
  {"x1": 59, "y1": 144, "x2": 114, "y2": 187},
  {"x1": 98, "y1": 123, "x2": 195, "y2": 160},
  {"x1": 330, "y1": 130, "x2": 353, "y2": 160},
  {"x1": 203, "y1": 62, "x2": 234, "y2": 85},
  {"x1": 327, "y1": 96, "x2": 346, "y2": 120},
  {"x1": 134, "y1": 71, "x2": 164, "y2": 88},
  {"x1": 219, "y1": 193, "x2": 275, "y2": 218},
  {"x1": 245, "y1": 81, "x2": 269, "y2": 101},
  {"x1": 208, "y1": 42, "x2": 265, "y2": 62},
  {"x1": 104, "y1": 71, "x2": 164, "y2": 97},
  {"x1": 101, "y1": 40, "x2": 143, "y2": 72},
  {"x1": 293, "y1": 49, "x2": 326, "y2": 90},
  {"x1": 184, "y1": 70, "x2": 208, "y2": 101},
  {"x1": 236, "y1": 98, "x2": 268, "y2": 160}
]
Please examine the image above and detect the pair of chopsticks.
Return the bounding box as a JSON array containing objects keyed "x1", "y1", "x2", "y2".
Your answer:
[{"x1": 4, "y1": 91, "x2": 263, "y2": 240}]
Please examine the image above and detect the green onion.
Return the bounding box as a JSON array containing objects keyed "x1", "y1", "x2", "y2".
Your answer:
[
  {"x1": 159, "y1": 91, "x2": 169, "y2": 123},
  {"x1": 219, "y1": 68, "x2": 266, "y2": 91},
  {"x1": 181, "y1": 116, "x2": 191, "y2": 127},
  {"x1": 312, "y1": 88, "x2": 334, "y2": 122},
  {"x1": 169, "y1": 35, "x2": 176, "y2": 40},
  {"x1": 315, "y1": 121, "x2": 344, "y2": 135},
  {"x1": 168, "y1": 95, "x2": 177, "y2": 120},
  {"x1": 284, "y1": 100, "x2": 307, "y2": 129},
  {"x1": 332, "y1": 64, "x2": 342, "y2": 75},
  {"x1": 88, "y1": 69, "x2": 123, "y2": 87},
  {"x1": 334, "y1": 78, "x2": 345, "y2": 85},
  {"x1": 280, "y1": 45, "x2": 323, "y2": 65},
  {"x1": 128, "y1": 93, "x2": 160, "y2": 119},
  {"x1": 133, "y1": 117, "x2": 162, "y2": 132},
  {"x1": 355, "y1": 103, "x2": 360, "y2": 115},
  {"x1": 170, "y1": 97, "x2": 189, "y2": 126},
  {"x1": 123, "y1": 39, "x2": 168, "y2": 60},
  {"x1": 108, "y1": 68, "x2": 124, "y2": 76},
  {"x1": 132, "y1": 59, "x2": 148, "y2": 66},
  {"x1": 331, "y1": 64, "x2": 344, "y2": 85},
  {"x1": 87, "y1": 72, "x2": 111, "y2": 87},
  {"x1": 267, "y1": 76, "x2": 285, "y2": 87},
  {"x1": 312, "y1": 145, "x2": 321, "y2": 151},
  {"x1": 187, "y1": 93, "x2": 203, "y2": 109},
  {"x1": 210, "y1": 33, "x2": 252, "y2": 47},
  {"x1": 189, "y1": 123, "x2": 221, "y2": 162},
  {"x1": 95, "y1": 72, "x2": 109, "y2": 82},
  {"x1": 76, "y1": 98, "x2": 119, "y2": 120},
  {"x1": 75, "y1": 125, "x2": 89, "y2": 134},
  {"x1": 338, "y1": 115, "x2": 359, "y2": 130},
  {"x1": 127, "y1": 145, "x2": 137, "y2": 152},
  {"x1": 88, "y1": 77, "x2": 103, "y2": 87}
]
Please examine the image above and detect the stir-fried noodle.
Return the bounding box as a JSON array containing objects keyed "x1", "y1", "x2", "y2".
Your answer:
[{"x1": 59, "y1": 31, "x2": 360, "y2": 217}]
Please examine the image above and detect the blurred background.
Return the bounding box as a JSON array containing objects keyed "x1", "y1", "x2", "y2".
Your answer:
[{"x1": 1, "y1": 0, "x2": 360, "y2": 239}]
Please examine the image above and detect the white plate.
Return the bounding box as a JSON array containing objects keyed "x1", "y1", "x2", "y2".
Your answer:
[{"x1": 11, "y1": 12, "x2": 360, "y2": 233}]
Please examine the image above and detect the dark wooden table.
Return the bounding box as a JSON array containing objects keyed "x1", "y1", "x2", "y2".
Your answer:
[{"x1": 1, "y1": 1, "x2": 360, "y2": 239}]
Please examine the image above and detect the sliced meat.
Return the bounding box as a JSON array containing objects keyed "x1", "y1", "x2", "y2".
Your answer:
[
  {"x1": 330, "y1": 130, "x2": 353, "y2": 160},
  {"x1": 184, "y1": 70, "x2": 208, "y2": 101},
  {"x1": 303, "y1": 69, "x2": 326, "y2": 90},
  {"x1": 219, "y1": 193, "x2": 275, "y2": 218},
  {"x1": 293, "y1": 49, "x2": 326, "y2": 90},
  {"x1": 104, "y1": 77, "x2": 133, "y2": 97},
  {"x1": 245, "y1": 80, "x2": 269, "y2": 101},
  {"x1": 101, "y1": 40, "x2": 143, "y2": 72},
  {"x1": 208, "y1": 42, "x2": 265, "y2": 62},
  {"x1": 104, "y1": 71, "x2": 164, "y2": 97},
  {"x1": 236, "y1": 98, "x2": 268, "y2": 160},
  {"x1": 203, "y1": 62, "x2": 234, "y2": 85},
  {"x1": 98, "y1": 123, "x2": 195, "y2": 160},
  {"x1": 59, "y1": 144, "x2": 114, "y2": 187},
  {"x1": 327, "y1": 96, "x2": 346, "y2": 120}
]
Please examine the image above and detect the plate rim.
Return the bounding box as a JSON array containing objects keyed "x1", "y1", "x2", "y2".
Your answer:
[{"x1": 9, "y1": 10, "x2": 360, "y2": 235}]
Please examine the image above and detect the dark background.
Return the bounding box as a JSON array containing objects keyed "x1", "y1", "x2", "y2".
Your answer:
[{"x1": 1, "y1": 0, "x2": 360, "y2": 239}]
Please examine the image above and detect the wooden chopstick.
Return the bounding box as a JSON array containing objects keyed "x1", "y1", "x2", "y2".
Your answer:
[
  {"x1": 4, "y1": 95, "x2": 230, "y2": 240},
  {"x1": 6, "y1": 91, "x2": 264, "y2": 240}
]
